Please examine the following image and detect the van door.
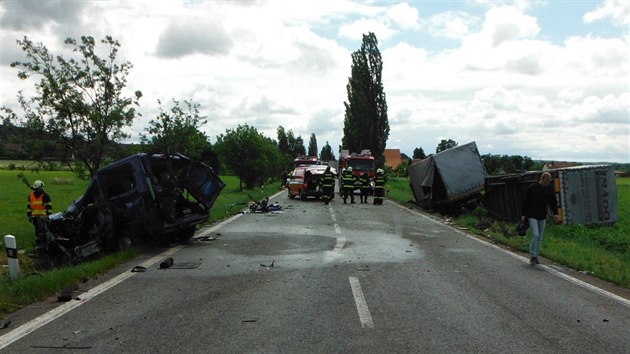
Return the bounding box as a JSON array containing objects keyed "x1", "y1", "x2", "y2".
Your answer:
[{"x1": 181, "y1": 162, "x2": 225, "y2": 209}]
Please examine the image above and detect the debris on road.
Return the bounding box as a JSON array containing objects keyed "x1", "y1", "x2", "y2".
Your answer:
[
  {"x1": 196, "y1": 236, "x2": 217, "y2": 241},
  {"x1": 57, "y1": 287, "x2": 77, "y2": 302},
  {"x1": 159, "y1": 257, "x2": 174, "y2": 269},
  {"x1": 131, "y1": 265, "x2": 146, "y2": 272},
  {"x1": 260, "y1": 260, "x2": 275, "y2": 268}
]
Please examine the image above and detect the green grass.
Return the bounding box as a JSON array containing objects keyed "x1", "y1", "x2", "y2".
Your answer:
[
  {"x1": 0, "y1": 170, "x2": 282, "y2": 317},
  {"x1": 386, "y1": 177, "x2": 630, "y2": 288},
  {"x1": 0, "y1": 251, "x2": 136, "y2": 315}
]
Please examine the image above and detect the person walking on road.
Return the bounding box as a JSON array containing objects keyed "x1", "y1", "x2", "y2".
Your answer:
[
  {"x1": 321, "y1": 166, "x2": 336, "y2": 205},
  {"x1": 27, "y1": 180, "x2": 52, "y2": 255},
  {"x1": 521, "y1": 171, "x2": 559, "y2": 265},
  {"x1": 359, "y1": 172, "x2": 370, "y2": 204},
  {"x1": 373, "y1": 169, "x2": 386, "y2": 205},
  {"x1": 342, "y1": 167, "x2": 356, "y2": 204}
]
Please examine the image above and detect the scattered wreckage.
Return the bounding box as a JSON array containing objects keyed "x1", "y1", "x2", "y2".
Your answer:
[{"x1": 36, "y1": 153, "x2": 225, "y2": 269}]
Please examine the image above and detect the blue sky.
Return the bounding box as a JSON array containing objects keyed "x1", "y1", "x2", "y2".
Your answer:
[{"x1": 1, "y1": 0, "x2": 628, "y2": 163}]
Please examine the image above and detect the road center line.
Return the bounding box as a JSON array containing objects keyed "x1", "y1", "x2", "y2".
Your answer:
[{"x1": 349, "y1": 276, "x2": 374, "y2": 329}]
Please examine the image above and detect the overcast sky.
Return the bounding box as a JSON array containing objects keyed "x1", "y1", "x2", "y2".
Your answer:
[{"x1": 1, "y1": 0, "x2": 628, "y2": 163}]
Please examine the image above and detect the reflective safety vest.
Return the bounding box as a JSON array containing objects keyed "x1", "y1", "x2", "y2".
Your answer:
[
  {"x1": 29, "y1": 192, "x2": 48, "y2": 216},
  {"x1": 375, "y1": 175, "x2": 385, "y2": 190},
  {"x1": 342, "y1": 172, "x2": 356, "y2": 188},
  {"x1": 322, "y1": 171, "x2": 335, "y2": 188}
]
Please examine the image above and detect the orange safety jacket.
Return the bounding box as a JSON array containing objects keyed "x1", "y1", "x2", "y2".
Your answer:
[{"x1": 28, "y1": 192, "x2": 51, "y2": 217}]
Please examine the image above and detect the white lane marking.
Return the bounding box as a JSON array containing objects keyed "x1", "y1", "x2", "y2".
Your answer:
[
  {"x1": 0, "y1": 211, "x2": 246, "y2": 349},
  {"x1": 334, "y1": 224, "x2": 341, "y2": 235},
  {"x1": 389, "y1": 201, "x2": 630, "y2": 308},
  {"x1": 329, "y1": 205, "x2": 337, "y2": 222},
  {"x1": 195, "y1": 213, "x2": 243, "y2": 238},
  {"x1": 349, "y1": 276, "x2": 374, "y2": 329},
  {"x1": 0, "y1": 246, "x2": 183, "y2": 349},
  {"x1": 333, "y1": 236, "x2": 346, "y2": 252}
]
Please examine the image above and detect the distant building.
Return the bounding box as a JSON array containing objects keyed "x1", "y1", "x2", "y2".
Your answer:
[{"x1": 383, "y1": 149, "x2": 402, "y2": 169}]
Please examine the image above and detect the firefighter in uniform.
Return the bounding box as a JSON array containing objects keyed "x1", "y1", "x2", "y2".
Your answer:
[
  {"x1": 373, "y1": 169, "x2": 386, "y2": 205},
  {"x1": 342, "y1": 167, "x2": 357, "y2": 204},
  {"x1": 27, "y1": 180, "x2": 53, "y2": 254},
  {"x1": 321, "y1": 166, "x2": 336, "y2": 205},
  {"x1": 359, "y1": 172, "x2": 370, "y2": 204}
]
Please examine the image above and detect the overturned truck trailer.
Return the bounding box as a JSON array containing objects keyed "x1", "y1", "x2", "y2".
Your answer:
[
  {"x1": 483, "y1": 165, "x2": 618, "y2": 225},
  {"x1": 408, "y1": 142, "x2": 487, "y2": 211}
]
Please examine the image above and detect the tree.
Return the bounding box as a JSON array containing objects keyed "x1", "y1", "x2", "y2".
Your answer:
[
  {"x1": 436, "y1": 139, "x2": 458, "y2": 153},
  {"x1": 277, "y1": 126, "x2": 289, "y2": 156},
  {"x1": 6, "y1": 35, "x2": 142, "y2": 177},
  {"x1": 342, "y1": 32, "x2": 389, "y2": 166},
  {"x1": 286, "y1": 130, "x2": 305, "y2": 157},
  {"x1": 320, "y1": 141, "x2": 335, "y2": 161},
  {"x1": 214, "y1": 124, "x2": 281, "y2": 190},
  {"x1": 307, "y1": 133, "x2": 318, "y2": 157},
  {"x1": 481, "y1": 153, "x2": 536, "y2": 175},
  {"x1": 413, "y1": 147, "x2": 426, "y2": 159},
  {"x1": 140, "y1": 99, "x2": 213, "y2": 162}
]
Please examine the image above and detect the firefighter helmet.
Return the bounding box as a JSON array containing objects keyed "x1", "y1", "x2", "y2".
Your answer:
[
  {"x1": 33, "y1": 180, "x2": 45, "y2": 189},
  {"x1": 377, "y1": 168, "x2": 383, "y2": 174},
  {"x1": 347, "y1": 167, "x2": 353, "y2": 172}
]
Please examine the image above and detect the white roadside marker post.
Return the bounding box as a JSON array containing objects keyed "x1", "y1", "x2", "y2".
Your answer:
[{"x1": 4, "y1": 235, "x2": 20, "y2": 280}]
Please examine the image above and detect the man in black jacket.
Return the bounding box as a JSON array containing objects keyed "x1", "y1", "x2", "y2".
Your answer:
[{"x1": 521, "y1": 172, "x2": 559, "y2": 265}]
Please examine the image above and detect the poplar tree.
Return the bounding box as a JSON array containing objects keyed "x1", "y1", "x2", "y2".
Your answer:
[{"x1": 342, "y1": 32, "x2": 389, "y2": 165}]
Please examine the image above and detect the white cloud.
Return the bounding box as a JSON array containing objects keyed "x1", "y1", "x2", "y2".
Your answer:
[
  {"x1": 482, "y1": 6, "x2": 540, "y2": 47},
  {"x1": 155, "y1": 18, "x2": 233, "y2": 58},
  {"x1": 584, "y1": 0, "x2": 630, "y2": 26},
  {"x1": 338, "y1": 18, "x2": 396, "y2": 41},
  {"x1": 426, "y1": 11, "x2": 478, "y2": 39},
  {"x1": 387, "y1": 3, "x2": 420, "y2": 30}
]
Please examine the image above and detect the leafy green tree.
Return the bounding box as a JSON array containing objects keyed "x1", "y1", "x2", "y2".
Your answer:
[
  {"x1": 277, "y1": 126, "x2": 289, "y2": 155},
  {"x1": 6, "y1": 35, "x2": 142, "y2": 177},
  {"x1": 482, "y1": 154, "x2": 536, "y2": 175},
  {"x1": 319, "y1": 141, "x2": 335, "y2": 161},
  {"x1": 394, "y1": 160, "x2": 409, "y2": 177},
  {"x1": 413, "y1": 147, "x2": 426, "y2": 159},
  {"x1": 286, "y1": 130, "x2": 306, "y2": 157},
  {"x1": 436, "y1": 139, "x2": 458, "y2": 153},
  {"x1": 140, "y1": 99, "x2": 213, "y2": 161},
  {"x1": 214, "y1": 124, "x2": 281, "y2": 190},
  {"x1": 307, "y1": 133, "x2": 318, "y2": 157},
  {"x1": 342, "y1": 32, "x2": 389, "y2": 165}
]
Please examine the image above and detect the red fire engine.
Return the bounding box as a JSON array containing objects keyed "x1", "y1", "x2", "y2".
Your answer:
[{"x1": 339, "y1": 150, "x2": 376, "y2": 194}]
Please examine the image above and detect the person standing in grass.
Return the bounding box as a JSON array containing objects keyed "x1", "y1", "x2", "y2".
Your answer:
[
  {"x1": 27, "y1": 180, "x2": 52, "y2": 255},
  {"x1": 521, "y1": 172, "x2": 559, "y2": 265}
]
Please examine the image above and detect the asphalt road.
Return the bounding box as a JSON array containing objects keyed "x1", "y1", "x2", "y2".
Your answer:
[{"x1": 2, "y1": 190, "x2": 630, "y2": 353}]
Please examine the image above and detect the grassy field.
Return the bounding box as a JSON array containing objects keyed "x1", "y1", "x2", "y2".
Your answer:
[
  {"x1": 0, "y1": 170, "x2": 281, "y2": 317},
  {"x1": 386, "y1": 176, "x2": 630, "y2": 288}
]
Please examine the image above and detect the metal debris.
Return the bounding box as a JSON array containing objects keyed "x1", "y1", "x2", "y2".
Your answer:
[
  {"x1": 131, "y1": 265, "x2": 146, "y2": 272},
  {"x1": 159, "y1": 257, "x2": 174, "y2": 269}
]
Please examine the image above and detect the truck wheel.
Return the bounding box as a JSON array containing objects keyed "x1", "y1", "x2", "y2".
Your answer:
[{"x1": 300, "y1": 190, "x2": 306, "y2": 200}]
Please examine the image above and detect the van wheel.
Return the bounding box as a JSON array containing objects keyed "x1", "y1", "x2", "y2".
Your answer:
[{"x1": 177, "y1": 226, "x2": 196, "y2": 242}]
